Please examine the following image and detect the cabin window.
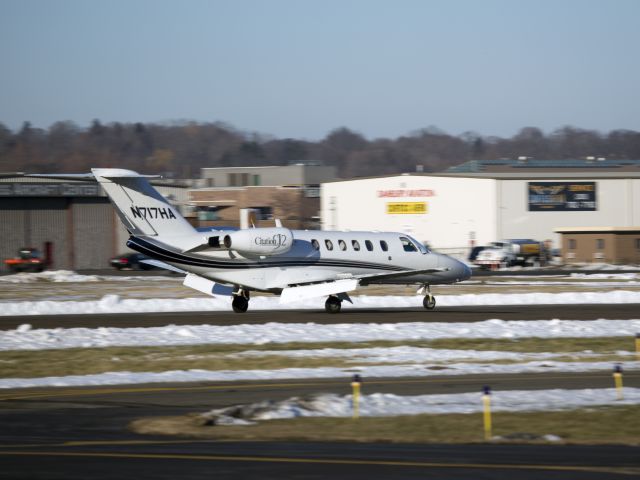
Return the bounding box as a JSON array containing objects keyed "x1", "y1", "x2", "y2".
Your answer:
[
  {"x1": 596, "y1": 239, "x2": 605, "y2": 250},
  {"x1": 352, "y1": 240, "x2": 361, "y2": 251},
  {"x1": 338, "y1": 240, "x2": 347, "y2": 251},
  {"x1": 399, "y1": 236, "x2": 418, "y2": 252},
  {"x1": 380, "y1": 240, "x2": 388, "y2": 252},
  {"x1": 365, "y1": 240, "x2": 373, "y2": 251},
  {"x1": 311, "y1": 239, "x2": 319, "y2": 250},
  {"x1": 325, "y1": 239, "x2": 333, "y2": 251}
]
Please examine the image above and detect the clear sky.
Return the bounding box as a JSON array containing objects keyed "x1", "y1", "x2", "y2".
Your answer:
[{"x1": 2, "y1": 0, "x2": 639, "y2": 139}]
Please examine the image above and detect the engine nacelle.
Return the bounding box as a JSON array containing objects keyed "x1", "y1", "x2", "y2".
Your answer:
[{"x1": 223, "y1": 227, "x2": 293, "y2": 256}]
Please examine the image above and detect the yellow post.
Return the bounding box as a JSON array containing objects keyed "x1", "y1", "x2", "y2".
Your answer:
[
  {"x1": 635, "y1": 334, "x2": 640, "y2": 361},
  {"x1": 482, "y1": 385, "x2": 492, "y2": 441},
  {"x1": 613, "y1": 364, "x2": 624, "y2": 400},
  {"x1": 351, "y1": 374, "x2": 362, "y2": 419}
]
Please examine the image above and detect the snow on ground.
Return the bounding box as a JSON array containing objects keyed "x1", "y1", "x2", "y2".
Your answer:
[
  {"x1": 2, "y1": 318, "x2": 640, "y2": 351},
  {"x1": 205, "y1": 388, "x2": 640, "y2": 424},
  {"x1": 2, "y1": 290, "x2": 640, "y2": 316},
  {"x1": 3, "y1": 360, "x2": 638, "y2": 389},
  {"x1": 232, "y1": 345, "x2": 635, "y2": 363},
  {"x1": 0, "y1": 270, "x2": 176, "y2": 284}
]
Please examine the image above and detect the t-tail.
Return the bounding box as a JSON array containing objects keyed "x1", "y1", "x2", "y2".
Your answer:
[{"x1": 92, "y1": 168, "x2": 195, "y2": 238}]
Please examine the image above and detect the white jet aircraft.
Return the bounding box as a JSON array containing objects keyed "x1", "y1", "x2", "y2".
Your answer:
[{"x1": 28, "y1": 169, "x2": 471, "y2": 313}]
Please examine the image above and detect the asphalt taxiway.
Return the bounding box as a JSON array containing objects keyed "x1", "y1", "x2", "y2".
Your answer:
[
  {"x1": 1, "y1": 372, "x2": 639, "y2": 479},
  {"x1": 1, "y1": 303, "x2": 639, "y2": 330}
]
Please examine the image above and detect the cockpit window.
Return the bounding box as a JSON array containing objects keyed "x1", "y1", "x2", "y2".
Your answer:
[
  {"x1": 407, "y1": 235, "x2": 429, "y2": 254},
  {"x1": 399, "y1": 236, "x2": 418, "y2": 252}
]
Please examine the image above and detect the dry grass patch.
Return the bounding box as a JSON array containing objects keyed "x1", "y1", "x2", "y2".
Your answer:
[{"x1": 131, "y1": 405, "x2": 640, "y2": 445}]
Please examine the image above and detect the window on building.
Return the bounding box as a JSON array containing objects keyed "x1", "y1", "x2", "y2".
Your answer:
[
  {"x1": 253, "y1": 175, "x2": 261, "y2": 186},
  {"x1": 636, "y1": 238, "x2": 640, "y2": 250},
  {"x1": 241, "y1": 173, "x2": 250, "y2": 186},
  {"x1": 352, "y1": 240, "x2": 361, "y2": 251},
  {"x1": 228, "y1": 173, "x2": 237, "y2": 186},
  {"x1": 399, "y1": 236, "x2": 418, "y2": 252},
  {"x1": 596, "y1": 239, "x2": 605, "y2": 250},
  {"x1": 568, "y1": 239, "x2": 576, "y2": 250},
  {"x1": 250, "y1": 206, "x2": 273, "y2": 220},
  {"x1": 325, "y1": 239, "x2": 333, "y2": 251},
  {"x1": 380, "y1": 240, "x2": 389, "y2": 252},
  {"x1": 338, "y1": 240, "x2": 347, "y2": 251},
  {"x1": 365, "y1": 240, "x2": 373, "y2": 251},
  {"x1": 311, "y1": 239, "x2": 319, "y2": 250}
]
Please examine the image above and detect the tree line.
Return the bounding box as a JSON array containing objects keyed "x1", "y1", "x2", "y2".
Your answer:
[{"x1": 1, "y1": 120, "x2": 639, "y2": 178}]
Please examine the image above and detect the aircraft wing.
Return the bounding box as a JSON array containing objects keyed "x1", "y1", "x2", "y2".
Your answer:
[
  {"x1": 279, "y1": 268, "x2": 450, "y2": 304},
  {"x1": 356, "y1": 267, "x2": 449, "y2": 285}
]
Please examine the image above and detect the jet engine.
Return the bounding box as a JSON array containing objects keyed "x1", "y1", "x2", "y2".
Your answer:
[{"x1": 222, "y1": 227, "x2": 293, "y2": 256}]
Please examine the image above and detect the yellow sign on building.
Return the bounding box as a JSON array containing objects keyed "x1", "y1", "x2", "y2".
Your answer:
[{"x1": 386, "y1": 202, "x2": 428, "y2": 214}]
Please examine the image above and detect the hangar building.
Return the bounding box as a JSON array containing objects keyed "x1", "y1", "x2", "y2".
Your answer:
[
  {"x1": 0, "y1": 175, "x2": 189, "y2": 272},
  {"x1": 321, "y1": 159, "x2": 640, "y2": 259}
]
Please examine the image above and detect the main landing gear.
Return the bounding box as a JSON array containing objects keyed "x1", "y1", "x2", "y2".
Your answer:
[
  {"x1": 325, "y1": 295, "x2": 342, "y2": 314},
  {"x1": 419, "y1": 284, "x2": 436, "y2": 310},
  {"x1": 232, "y1": 289, "x2": 250, "y2": 313}
]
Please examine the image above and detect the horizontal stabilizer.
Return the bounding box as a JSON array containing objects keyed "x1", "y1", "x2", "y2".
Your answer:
[
  {"x1": 280, "y1": 279, "x2": 358, "y2": 304},
  {"x1": 183, "y1": 273, "x2": 234, "y2": 297},
  {"x1": 24, "y1": 171, "x2": 161, "y2": 181},
  {"x1": 140, "y1": 259, "x2": 186, "y2": 274},
  {"x1": 357, "y1": 267, "x2": 448, "y2": 285}
]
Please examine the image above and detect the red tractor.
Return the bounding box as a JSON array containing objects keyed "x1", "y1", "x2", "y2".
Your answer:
[{"x1": 4, "y1": 244, "x2": 52, "y2": 273}]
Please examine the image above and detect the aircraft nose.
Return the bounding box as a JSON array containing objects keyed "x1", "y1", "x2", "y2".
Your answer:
[{"x1": 445, "y1": 256, "x2": 472, "y2": 282}]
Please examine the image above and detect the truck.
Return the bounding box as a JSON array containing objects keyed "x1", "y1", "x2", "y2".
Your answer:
[{"x1": 473, "y1": 239, "x2": 548, "y2": 269}]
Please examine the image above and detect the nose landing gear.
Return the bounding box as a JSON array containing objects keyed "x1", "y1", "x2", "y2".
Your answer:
[
  {"x1": 419, "y1": 284, "x2": 436, "y2": 310},
  {"x1": 232, "y1": 289, "x2": 250, "y2": 313}
]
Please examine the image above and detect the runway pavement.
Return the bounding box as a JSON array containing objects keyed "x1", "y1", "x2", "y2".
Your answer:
[
  {"x1": 1, "y1": 303, "x2": 639, "y2": 330},
  {"x1": 1, "y1": 372, "x2": 639, "y2": 479},
  {"x1": 1, "y1": 299, "x2": 640, "y2": 478}
]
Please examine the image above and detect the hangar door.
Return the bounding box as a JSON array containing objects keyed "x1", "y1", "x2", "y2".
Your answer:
[
  {"x1": 0, "y1": 197, "x2": 69, "y2": 270},
  {"x1": 71, "y1": 198, "x2": 116, "y2": 270}
]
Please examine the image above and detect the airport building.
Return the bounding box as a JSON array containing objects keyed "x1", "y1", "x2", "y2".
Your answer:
[
  {"x1": 321, "y1": 159, "x2": 640, "y2": 261},
  {"x1": 0, "y1": 175, "x2": 189, "y2": 272},
  {"x1": 190, "y1": 164, "x2": 337, "y2": 229}
]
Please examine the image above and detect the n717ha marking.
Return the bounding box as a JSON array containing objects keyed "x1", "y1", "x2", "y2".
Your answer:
[{"x1": 27, "y1": 169, "x2": 472, "y2": 313}]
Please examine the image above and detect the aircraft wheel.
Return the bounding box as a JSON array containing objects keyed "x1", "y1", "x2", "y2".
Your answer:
[
  {"x1": 232, "y1": 295, "x2": 249, "y2": 313},
  {"x1": 325, "y1": 296, "x2": 342, "y2": 314},
  {"x1": 423, "y1": 294, "x2": 436, "y2": 310}
]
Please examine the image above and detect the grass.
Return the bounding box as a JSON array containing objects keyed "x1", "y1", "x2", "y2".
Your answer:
[
  {"x1": 130, "y1": 405, "x2": 640, "y2": 445},
  {"x1": 0, "y1": 336, "x2": 635, "y2": 379}
]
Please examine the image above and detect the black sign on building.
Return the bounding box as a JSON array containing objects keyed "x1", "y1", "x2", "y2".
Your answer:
[{"x1": 528, "y1": 182, "x2": 597, "y2": 211}]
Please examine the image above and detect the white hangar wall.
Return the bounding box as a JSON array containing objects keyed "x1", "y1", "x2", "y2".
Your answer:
[
  {"x1": 497, "y1": 178, "x2": 640, "y2": 245},
  {"x1": 321, "y1": 176, "x2": 497, "y2": 254},
  {"x1": 321, "y1": 174, "x2": 640, "y2": 254}
]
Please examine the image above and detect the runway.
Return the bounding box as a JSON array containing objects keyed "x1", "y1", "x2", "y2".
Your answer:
[
  {"x1": 1, "y1": 303, "x2": 640, "y2": 478},
  {"x1": 1, "y1": 303, "x2": 639, "y2": 330},
  {"x1": 1, "y1": 371, "x2": 639, "y2": 479}
]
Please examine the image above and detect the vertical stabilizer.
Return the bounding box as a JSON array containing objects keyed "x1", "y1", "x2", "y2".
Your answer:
[{"x1": 92, "y1": 168, "x2": 195, "y2": 237}]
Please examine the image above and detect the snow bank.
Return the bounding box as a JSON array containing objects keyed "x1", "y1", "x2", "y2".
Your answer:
[
  {"x1": 3, "y1": 360, "x2": 638, "y2": 389},
  {"x1": 0, "y1": 270, "x2": 176, "y2": 284},
  {"x1": 2, "y1": 290, "x2": 640, "y2": 316},
  {"x1": 3, "y1": 318, "x2": 640, "y2": 351},
  {"x1": 205, "y1": 388, "x2": 640, "y2": 423}
]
